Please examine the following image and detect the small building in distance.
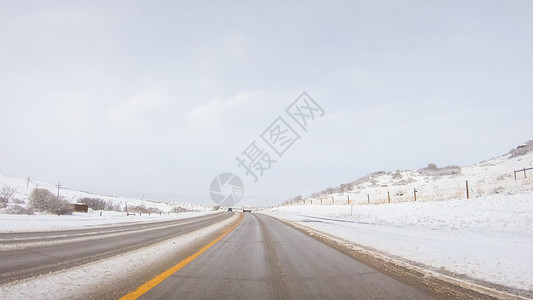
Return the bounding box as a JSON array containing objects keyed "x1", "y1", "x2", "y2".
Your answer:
[{"x1": 71, "y1": 204, "x2": 89, "y2": 213}]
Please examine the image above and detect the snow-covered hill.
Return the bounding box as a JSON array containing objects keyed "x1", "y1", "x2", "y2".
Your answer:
[
  {"x1": 0, "y1": 174, "x2": 211, "y2": 214},
  {"x1": 295, "y1": 140, "x2": 533, "y2": 205}
]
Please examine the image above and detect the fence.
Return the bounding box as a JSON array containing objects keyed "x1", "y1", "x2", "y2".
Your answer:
[
  {"x1": 286, "y1": 170, "x2": 533, "y2": 206},
  {"x1": 514, "y1": 167, "x2": 533, "y2": 180}
]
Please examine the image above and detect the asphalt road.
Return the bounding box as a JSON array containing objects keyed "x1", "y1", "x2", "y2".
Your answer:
[
  {"x1": 137, "y1": 213, "x2": 434, "y2": 300},
  {"x1": 0, "y1": 212, "x2": 233, "y2": 285}
]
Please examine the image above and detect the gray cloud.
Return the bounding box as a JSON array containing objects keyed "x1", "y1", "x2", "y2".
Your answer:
[{"x1": 1, "y1": 1, "x2": 532, "y2": 206}]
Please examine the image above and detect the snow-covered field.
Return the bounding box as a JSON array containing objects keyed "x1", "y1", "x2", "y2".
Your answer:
[{"x1": 265, "y1": 192, "x2": 533, "y2": 292}]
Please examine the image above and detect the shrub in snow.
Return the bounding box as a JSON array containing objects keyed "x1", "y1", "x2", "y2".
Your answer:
[
  {"x1": 393, "y1": 177, "x2": 416, "y2": 186},
  {"x1": 78, "y1": 197, "x2": 107, "y2": 210},
  {"x1": 426, "y1": 163, "x2": 438, "y2": 170},
  {"x1": 29, "y1": 188, "x2": 73, "y2": 215},
  {"x1": 77, "y1": 197, "x2": 120, "y2": 211},
  {"x1": 310, "y1": 193, "x2": 321, "y2": 198},
  {"x1": 293, "y1": 195, "x2": 303, "y2": 202},
  {"x1": 0, "y1": 204, "x2": 34, "y2": 215},
  {"x1": 29, "y1": 188, "x2": 55, "y2": 211},
  {"x1": 418, "y1": 164, "x2": 461, "y2": 177},
  {"x1": 493, "y1": 187, "x2": 506, "y2": 194},
  {"x1": 336, "y1": 183, "x2": 352, "y2": 193},
  {"x1": 438, "y1": 165, "x2": 462, "y2": 176},
  {"x1": 170, "y1": 206, "x2": 196, "y2": 213},
  {"x1": 11, "y1": 198, "x2": 25, "y2": 204},
  {"x1": 128, "y1": 204, "x2": 162, "y2": 214},
  {"x1": 509, "y1": 140, "x2": 533, "y2": 158},
  {"x1": 392, "y1": 170, "x2": 403, "y2": 179}
]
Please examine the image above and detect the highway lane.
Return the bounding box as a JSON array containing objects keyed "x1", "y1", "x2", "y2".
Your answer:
[
  {"x1": 0, "y1": 212, "x2": 233, "y2": 284},
  {"x1": 0, "y1": 213, "x2": 227, "y2": 243},
  {"x1": 136, "y1": 213, "x2": 434, "y2": 299}
]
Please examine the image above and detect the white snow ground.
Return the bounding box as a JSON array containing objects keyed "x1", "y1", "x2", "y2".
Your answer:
[{"x1": 264, "y1": 191, "x2": 533, "y2": 292}]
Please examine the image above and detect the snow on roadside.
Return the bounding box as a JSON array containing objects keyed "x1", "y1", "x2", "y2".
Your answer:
[
  {"x1": 0, "y1": 211, "x2": 217, "y2": 233},
  {"x1": 0, "y1": 213, "x2": 240, "y2": 300},
  {"x1": 264, "y1": 192, "x2": 533, "y2": 292}
]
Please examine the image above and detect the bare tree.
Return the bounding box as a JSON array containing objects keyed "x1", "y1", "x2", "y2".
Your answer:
[
  {"x1": 29, "y1": 188, "x2": 73, "y2": 215},
  {"x1": 0, "y1": 186, "x2": 17, "y2": 208},
  {"x1": 292, "y1": 195, "x2": 303, "y2": 204}
]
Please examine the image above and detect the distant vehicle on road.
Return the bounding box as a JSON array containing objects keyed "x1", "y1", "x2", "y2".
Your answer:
[
  {"x1": 228, "y1": 208, "x2": 233, "y2": 212},
  {"x1": 243, "y1": 205, "x2": 252, "y2": 213}
]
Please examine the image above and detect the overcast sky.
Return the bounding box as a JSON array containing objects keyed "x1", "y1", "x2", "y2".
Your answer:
[{"x1": 1, "y1": 1, "x2": 532, "y2": 207}]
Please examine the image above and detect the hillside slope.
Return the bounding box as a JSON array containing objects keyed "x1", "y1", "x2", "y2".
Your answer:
[
  {"x1": 292, "y1": 140, "x2": 533, "y2": 205},
  {"x1": 0, "y1": 174, "x2": 210, "y2": 214}
]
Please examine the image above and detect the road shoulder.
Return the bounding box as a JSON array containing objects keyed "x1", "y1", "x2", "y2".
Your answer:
[{"x1": 262, "y1": 213, "x2": 531, "y2": 300}]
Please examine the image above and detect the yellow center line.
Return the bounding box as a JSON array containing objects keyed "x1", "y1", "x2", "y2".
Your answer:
[{"x1": 119, "y1": 213, "x2": 245, "y2": 300}]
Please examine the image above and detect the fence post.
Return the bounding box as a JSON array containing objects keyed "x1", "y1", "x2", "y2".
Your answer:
[
  {"x1": 367, "y1": 194, "x2": 370, "y2": 204},
  {"x1": 387, "y1": 191, "x2": 391, "y2": 203},
  {"x1": 413, "y1": 188, "x2": 417, "y2": 202},
  {"x1": 347, "y1": 195, "x2": 351, "y2": 205},
  {"x1": 466, "y1": 180, "x2": 469, "y2": 199}
]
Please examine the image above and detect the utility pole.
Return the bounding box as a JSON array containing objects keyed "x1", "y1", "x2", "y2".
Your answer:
[
  {"x1": 27, "y1": 176, "x2": 31, "y2": 188},
  {"x1": 56, "y1": 182, "x2": 62, "y2": 201}
]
